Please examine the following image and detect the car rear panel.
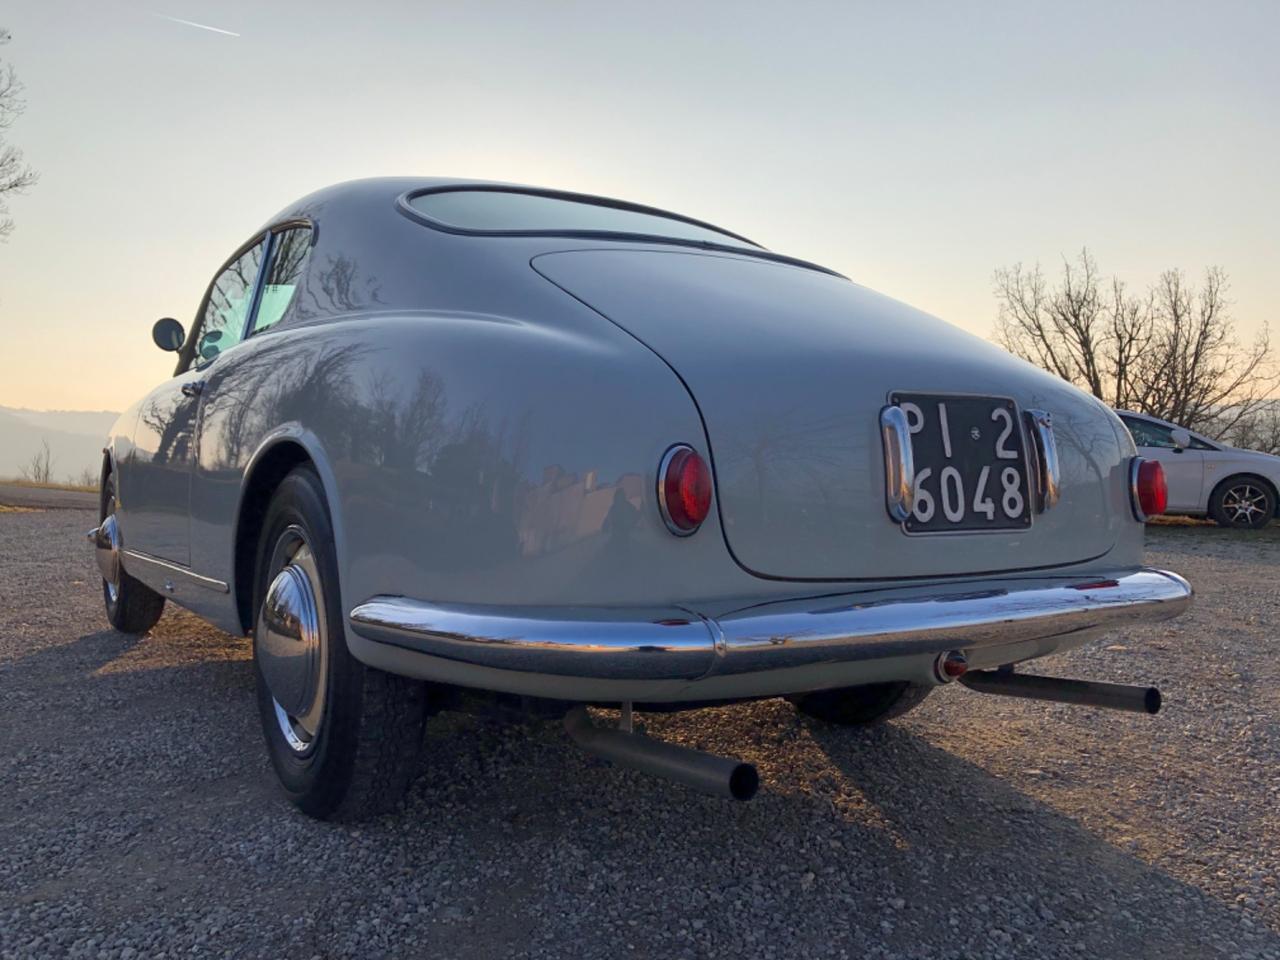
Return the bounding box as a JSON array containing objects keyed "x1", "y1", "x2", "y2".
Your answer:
[{"x1": 533, "y1": 248, "x2": 1132, "y2": 581}]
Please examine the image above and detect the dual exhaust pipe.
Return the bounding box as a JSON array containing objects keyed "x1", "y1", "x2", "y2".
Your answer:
[
  {"x1": 565, "y1": 659, "x2": 1161, "y2": 801},
  {"x1": 564, "y1": 706, "x2": 760, "y2": 801},
  {"x1": 937, "y1": 649, "x2": 1161, "y2": 714},
  {"x1": 959, "y1": 668, "x2": 1162, "y2": 714}
]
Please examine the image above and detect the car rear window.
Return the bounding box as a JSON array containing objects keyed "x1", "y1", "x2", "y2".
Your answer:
[{"x1": 405, "y1": 189, "x2": 757, "y2": 248}]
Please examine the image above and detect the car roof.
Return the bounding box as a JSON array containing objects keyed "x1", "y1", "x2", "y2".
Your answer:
[
  {"x1": 258, "y1": 177, "x2": 846, "y2": 280},
  {"x1": 264, "y1": 176, "x2": 753, "y2": 244}
]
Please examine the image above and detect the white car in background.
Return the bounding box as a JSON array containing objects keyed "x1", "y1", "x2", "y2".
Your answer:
[{"x1": 1116, "y1": 410, "x2": 1280, "y2": 528}]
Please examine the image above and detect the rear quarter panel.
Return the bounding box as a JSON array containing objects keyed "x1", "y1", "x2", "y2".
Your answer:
[{"x1": 189, "y1": 302, "x2": 787, "y2": 632}]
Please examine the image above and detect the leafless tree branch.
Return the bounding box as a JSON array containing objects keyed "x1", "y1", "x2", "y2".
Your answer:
[
  {"x1": 993, "y1": 251, "x2": 1277, "y2": 440},
  {"x1": 0, "y1": 28, "x2": 38, "y2": 239}
]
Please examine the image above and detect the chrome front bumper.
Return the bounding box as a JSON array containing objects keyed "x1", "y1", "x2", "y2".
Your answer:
[{"x1": 347, "y1": 568, "x2": 1191, "y2": 697}]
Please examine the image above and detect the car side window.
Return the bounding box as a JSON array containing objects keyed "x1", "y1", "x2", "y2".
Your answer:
[
  {"x1": 194, "y1": 239, "x2": 266, "y2": 367},
  {"x1": 1121, "y1": 416, "x2": 1177, "y2": 449},
  {"x1": 250, "y1": 227, "x2": 312, "y2": 337},
  {"x1": 1189, "y1": 436, "x2": 1215, "y2": 451}
]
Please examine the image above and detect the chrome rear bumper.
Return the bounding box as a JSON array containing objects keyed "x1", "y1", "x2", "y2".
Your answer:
[{"x1": 348, "y1": 568, "x2": 1191, "y2": 693}]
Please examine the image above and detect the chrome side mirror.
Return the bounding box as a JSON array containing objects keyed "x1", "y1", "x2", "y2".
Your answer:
[
  {"x1": 152, "y1": 317, "x2": 185, "y2": 352},
  {"x1": 1170, "y1": 428, "x2": 1192, "y2": 450}
]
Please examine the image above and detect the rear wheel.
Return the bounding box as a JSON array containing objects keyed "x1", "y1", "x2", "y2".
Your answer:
[
  {"x1": 787, "y1": 682, "x2": 932, "y2": 726},
  {"x1": 253, "y1": 466, "x2": 430, "y2": 820},
  {"x1": 1209, "y1": 476, "x2": 1275, "y2": 529},
  {"x1": 99, "y1": 472, "x2": 166, "y2": 635}
]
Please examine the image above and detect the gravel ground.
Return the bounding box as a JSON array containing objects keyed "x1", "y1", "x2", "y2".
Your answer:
[{"x1": 1, "y1": 508, "x2": 1278, "y2": 960}]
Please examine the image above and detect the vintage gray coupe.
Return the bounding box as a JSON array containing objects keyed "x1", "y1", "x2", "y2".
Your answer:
[{"x1": 91, "y1": 178, "x2": 1192, "y2": 818}]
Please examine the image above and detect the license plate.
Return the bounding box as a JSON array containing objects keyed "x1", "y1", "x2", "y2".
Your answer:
[{"x1": 889, "y1": 393, "x2": 1032, "y2": 533}]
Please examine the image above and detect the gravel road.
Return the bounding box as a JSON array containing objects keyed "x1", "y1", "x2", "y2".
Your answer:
[{"x1": 1, "y1": 508, "x2": 1277, "y2": 960}]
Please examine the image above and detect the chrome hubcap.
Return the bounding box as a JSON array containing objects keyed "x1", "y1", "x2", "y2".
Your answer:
[
  {"x1": 256, "y1": 527, "x2": 327, "y2": 754},
  {"x1": 1223, "y1": 484, "x2": 1268, "y2": 525},
  {"x1": 94, "y1": 501, "x2": 122, "y2": 603}
]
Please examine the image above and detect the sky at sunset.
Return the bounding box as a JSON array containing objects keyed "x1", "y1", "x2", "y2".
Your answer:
[{"x1": 0, "y1": 0, "x2": 1276, "y2": 412}]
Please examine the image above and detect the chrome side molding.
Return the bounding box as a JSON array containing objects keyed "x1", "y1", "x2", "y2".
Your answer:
[
  {"x1": 119, "y1": 549, "x2": 231, "y2": 594},
  {"x1": 879, "y1": 404, "x2": 916, "y2": 523},
  {"x1": 1025, "y1": 408, "x2": 1061, "y2": 513}
]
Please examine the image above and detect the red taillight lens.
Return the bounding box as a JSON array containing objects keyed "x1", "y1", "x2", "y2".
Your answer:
[
  {"x1": 1131, "y1": 458, "x2": 1167, "y2": 520},
  {"x1": 659, "y1": 445, "x2": 712, "y2": 535}
]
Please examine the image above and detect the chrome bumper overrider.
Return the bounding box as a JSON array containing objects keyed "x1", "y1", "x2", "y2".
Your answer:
[{"x1": 348, "y1": 568, "x2": 1191, "y2": 684}]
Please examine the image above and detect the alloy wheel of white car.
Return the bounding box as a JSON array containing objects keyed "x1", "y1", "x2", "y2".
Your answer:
[{"x1": 1212, "y1": 479, "x2": 1275, "y2": 529}]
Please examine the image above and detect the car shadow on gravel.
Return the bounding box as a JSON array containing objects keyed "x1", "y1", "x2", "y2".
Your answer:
[
  {"x1": 0, "y1": 622, "x2": 258, "y2": 808},
  {"x1": 315, "y1": 700, "x2": 1280, "y2": 959},
  {"x1": 802, "y1": 719, "x2": 1279, "y2": 957}
]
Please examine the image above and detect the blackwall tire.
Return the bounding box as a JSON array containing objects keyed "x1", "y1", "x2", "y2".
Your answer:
[
  {"x1": 252, "y1": 466, "x2": 430, "y2": 821},
  {"x1": 100, "y1": 473, "x2": 165, "y2": 635}
]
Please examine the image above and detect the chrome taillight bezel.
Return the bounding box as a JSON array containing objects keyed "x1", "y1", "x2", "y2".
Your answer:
[{"x1": 657, "y1": 444, "x2": 711, "y2": 536}]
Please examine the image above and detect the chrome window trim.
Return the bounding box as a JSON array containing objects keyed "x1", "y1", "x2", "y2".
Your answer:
[{"x1": 243, "y1": 220, "x2": 317, "y2": 342}]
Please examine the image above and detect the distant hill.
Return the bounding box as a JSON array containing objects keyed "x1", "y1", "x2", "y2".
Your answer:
[
  {"x1": 0, "y1": 407, "x2": 120, "y2": 484},
  {"x1": 0, "y1": 406, "x2": 120, "y2": 439}
]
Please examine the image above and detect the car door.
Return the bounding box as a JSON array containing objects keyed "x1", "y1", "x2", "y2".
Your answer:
[
  {"x1": 1120, "y1": 415, "x2": 1206, "y2": 511},
  {"x1": 189, "y1": 224, "x2": 314, "y2": 579},
  {"x1": 128, "y1": 236, "x2": 268, "y2": 565}
]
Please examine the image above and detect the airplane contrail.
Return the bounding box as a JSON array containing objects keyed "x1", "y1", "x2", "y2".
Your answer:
[{"x1": 151, "y1": 13, "x2": 240, "y2": 37}]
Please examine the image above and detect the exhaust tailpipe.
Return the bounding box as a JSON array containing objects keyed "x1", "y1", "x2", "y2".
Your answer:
[
  {"x1": 564, "y1": 706, "x2": 759, "y2": 801},
  {"x1": 960, "y1": 670, "x2": 1162, "y2": 715}
]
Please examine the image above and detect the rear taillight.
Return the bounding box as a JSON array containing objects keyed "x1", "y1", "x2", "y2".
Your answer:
[
  {"x1": 1130, "y1": 457, "x2": 1167, "y2": 521},
  {"x1": 658, "y1": 444, "x2": 712, "y2": 535}
]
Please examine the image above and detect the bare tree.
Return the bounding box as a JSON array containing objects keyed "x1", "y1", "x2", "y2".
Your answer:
[
  {"x1": 1221, "y1": 402, "x2": 1280, "y2": 455},
  {"x1": 994, "y1": 249, "x2": 1274, "y2": 438},
  {"x1": 19, "y1": 440, "x2": 53, "y2": 484},
  {"x1": 1132, "y1": 268, "x2": 1273, "y2": 436},
  {"x1": 69, "y1": 465, "x2": 97, "y2": 489},
  {"x1": 0, "y1": 28, "x2": 37, "y2": 239}
]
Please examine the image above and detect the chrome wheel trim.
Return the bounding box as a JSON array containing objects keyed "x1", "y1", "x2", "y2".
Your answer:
[
  {"x1": 256, "y1": 526, "x2": 329, "y2": 756},
  {"x1": 100, "y1": 488, "x2": 121, "y2": 604},
  {"x1": 1223, "y1": 484, "x2": 1268, "y2": 526},
  {"x1": 273, "y1": 697, "x2": 311, "y2": 752}
]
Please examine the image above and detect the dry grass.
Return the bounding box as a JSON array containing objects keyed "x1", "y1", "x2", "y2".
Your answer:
[
  {"x1": 0, "y1": 504, "x2": 38, "y2": 514},
  {"x1": 0, "y1": 477, "x2": 98, "y2": 494},
  {"x1": 1148, "y1": 513, "x2": 1280, "y2": 541}
]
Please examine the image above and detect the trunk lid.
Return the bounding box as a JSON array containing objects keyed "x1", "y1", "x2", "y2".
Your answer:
[{"x1": 533, "y1": 248, "x2": 1129, "y2": 580}]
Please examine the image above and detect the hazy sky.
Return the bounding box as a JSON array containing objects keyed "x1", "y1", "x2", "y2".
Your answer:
[{"x1": 0, "y1": 0, "x2": 1276, "y2": 412}]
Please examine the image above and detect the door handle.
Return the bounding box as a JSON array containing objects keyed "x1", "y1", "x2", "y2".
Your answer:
[{"x1": 181, "y1": 380, "x2": 205, "y2": 398}]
